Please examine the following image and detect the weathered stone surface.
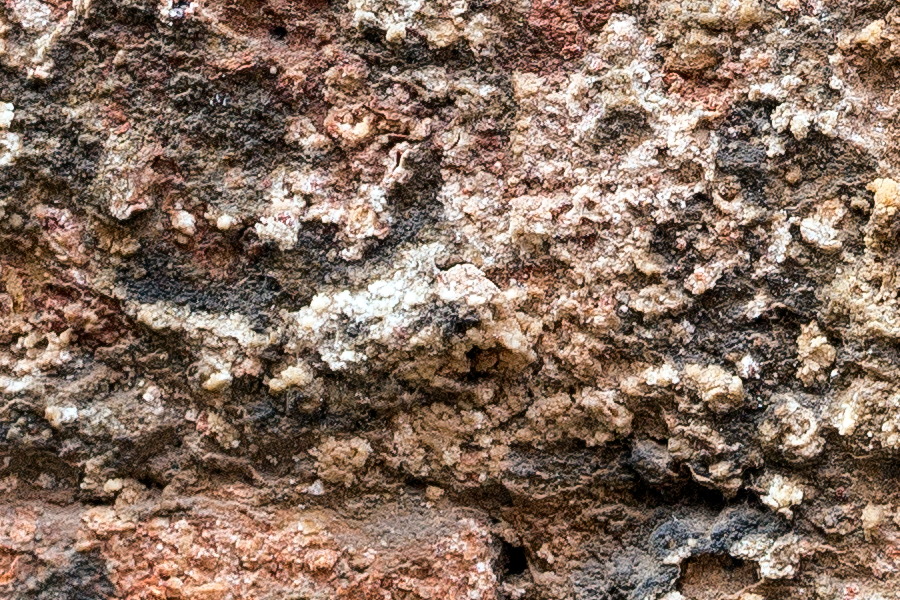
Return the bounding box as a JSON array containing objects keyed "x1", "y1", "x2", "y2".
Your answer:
[{"x1": 3, "y1": 0, "x2": 900, "y2": 598}]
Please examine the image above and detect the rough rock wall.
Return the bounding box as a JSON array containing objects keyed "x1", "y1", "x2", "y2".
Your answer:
[{"x1": 2, "y1": 0, "x2": 900, "y2": 598}]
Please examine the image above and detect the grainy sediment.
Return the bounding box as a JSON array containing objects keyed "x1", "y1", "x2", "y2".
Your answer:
[{"x1": 2, "y1": 0, "x2": 900, "y2": 598}]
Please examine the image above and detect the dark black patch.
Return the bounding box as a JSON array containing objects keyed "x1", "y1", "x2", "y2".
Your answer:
[
  {"x1": 782, "y1": 132, "x2": 875, "y2": 196},
  {"x1": 716, "y1": 139, "x2": 768, "y2": 177},
  {"x1": 121, "y1": 248, "x2": 282, "y2": 328},
  {"x1": 292, "y1": 220, "x2": 342, "y2": 256},
  {"x1": 446, "y1": 311, "x2": 482, "y2": 338},
  {"x1": 265, "y1": 221, "x2": 348, "y2": 291},
  {"x1": 571, "y1": 556, "x2": 679, "y2": 600},
  {"x1": 345, "y1": 321, "x2": 365, "y2": 338},
  {"x1": 269, "y1": 25, "x2": 288, "y2": 40},
  {"x1": 307, "y1": 370, "x2": 408, "y2": 424},
  {"x1": 762, "y1": 268, "x2": 820, "y2": 317},
  {"x1": 81, "y1": 0, "x2": 302, "y2": 207},
  {"x1": 366, "y1": 144, "x2": 445, "y2": 258},
  {"x1": 423, "y1": 303, "x2": 482, "y2": 339},
  {"x1": 715, "y1": 101, "x2": 777, "y2": 204},
  {"x1": 650, "y1": 506, "x2": 784, "y2": 558},
  {"x1": 657, "y1": 266, "x2": 817, "y2": 396},
  {"x1": 448, "y1": 480, "x2": 515, "y2": 512},
  {"x1": 464, "y1": 346, "x2": 497, "y2": 381},
  {"x1": 706, "y1": 507, "x2": 786, "y2": 552},
  {"x1": 358, "y1": 28, "x2": 480, "y2": 71},
  {"x1": 24, "y1": 551, "x2": 116, "y2": 600},
  {"x1": 649, "y1": 517, "x2": 699, "y2": 555},
  {"x1": 498, "y1": 541, "x2": 529, "y2": 576},
  {"x1": 105, "y1": 426, "x2": 183, "y2": 484},
  {"x1": 245, "y1": 397, "x2": 281, "y2": 424},
  {"x1": 0, "y1": 75, "x2": 104, "y2": 201},
  {"x1": 628, "y1": 440, "x2": 679, "y2": 488},
  {"x1": 649, "y1": 193, "x2": 713, "y2": 279},
  {"x1": 590, "y1": 108, "x2": 650, "y2": 147},
  {"x1": 503, "y1": 443, "x2": 638, "y2": 502},
  {"x1": 161, "y1": 65, "x2": 290, "y2": 164}
]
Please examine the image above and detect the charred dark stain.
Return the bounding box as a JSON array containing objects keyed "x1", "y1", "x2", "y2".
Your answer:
[
  {"x1": 649, "y1": 193, "x2": 714, "y2": 280},
  {"x1": 121, "y1": 248, "x2": 282, "y2": 328},
  {"x1": 676, "y1": 270, "x2": 813, "y2": 393},
  {"x1": 22, "y1": 551, "x2": 116, "y2": 600},
  {"x1": 105, "y1": 425, "x2": 183, "y2": 479},
  {"x1": 715, "y1": 101, "x2": 777, "y2": 205},
  {"x1": 589, "y1": 107, "x2": 650, "y2": 147},
  {"x1": 503, "y1": 442, "x2": 638, "y2": 498},
  {"x1": 0, "y1": 75, "x2": 104, "y2": 199},
  {"x1": 572, "y1": 555, "x2": 679, "y2": 600},
  {"x1": 716, "y1": 139, "x2": 768, "y2": 177},
  {"x1": 416, "y1": 303, "x2": 482, "y2": 340},
  {"x1": 163, "y1": 66, "x2": 289, "y2": 160},
  {"x1": 268, "y1": 25, "x2": 288, "y2": 40},
  {"x1": 647, "y1": 504, "x2": 788, "y2": 557},
  {"x1": 443, "y1": 310, "x2": 482, "y2": 339},
  {"x1": 627, "y1": 440, "x2": 679, "y2": 488},
  {"x1": 497, "y1": 540, "x2": 529, "y2": 578},
  {"x1": 358, "y1": 28, "x2": 481, "y2": 71},
  {"x1": 364, "y1": 143, "x2": 445, "y2": 259}
]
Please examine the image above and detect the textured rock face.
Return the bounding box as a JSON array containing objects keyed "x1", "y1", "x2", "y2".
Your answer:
[{"x1": 3, "y1": 0, "x2": 900, "y2": 598}]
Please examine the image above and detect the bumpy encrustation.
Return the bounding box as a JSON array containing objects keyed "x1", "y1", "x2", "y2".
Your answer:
[{"x1": 2, "y1": 0, "x2": 900, "y2": 598}]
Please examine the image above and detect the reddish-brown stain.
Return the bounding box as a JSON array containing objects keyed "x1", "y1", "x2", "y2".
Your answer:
[{"x1": 504, "y1": 0, "x2": 624, "y2": 73}]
